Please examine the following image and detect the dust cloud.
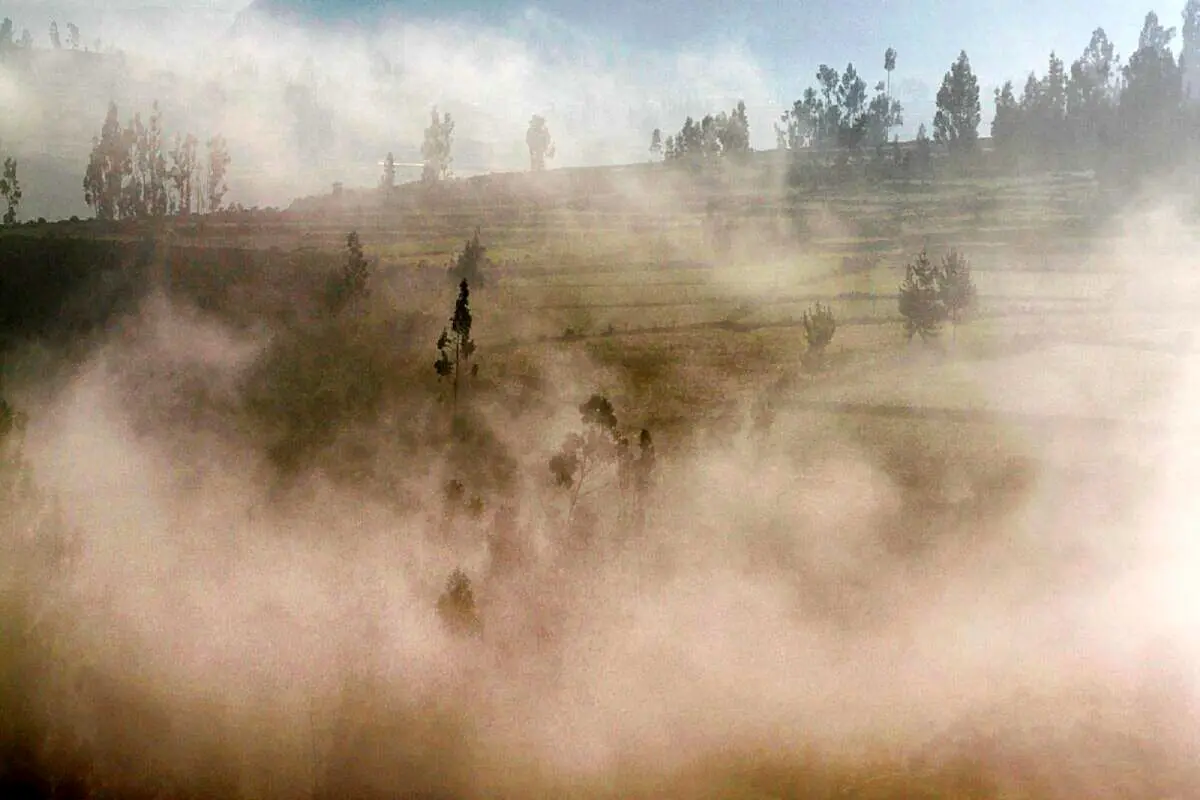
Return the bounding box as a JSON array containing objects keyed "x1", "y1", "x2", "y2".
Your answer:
[{"x1": 0, "y1": 192, "x2": 1199, "y2": 798}]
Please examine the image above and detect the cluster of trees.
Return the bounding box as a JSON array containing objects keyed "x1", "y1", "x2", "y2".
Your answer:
[
  {"x1": 650, "y1": 101, "x2": 751, "y2": 161},
  {"x1": 898, "y1": 248, "x2": 977, "y2": 343},
  {"x1": 0, "y1": 17, "x2": 83, "y2": 54},
  {"x1": 83, "y1": 101, "x2": 231, "y2": 221},
  {"x1": 775, "y1": 52, "x2": 904, "y2": 152},
  {"x1": 0, "y1": 151, "x2": 20, "y2": 225},
  {"x1": 47, "y1": 20, "x2": 81, "y2": 50},
  {"x1": 991, "y1": 8, "x2": 1198, "y2": 175},
  {"x1": 421, "y1": 107, "x2": 455, "y2": 184}
]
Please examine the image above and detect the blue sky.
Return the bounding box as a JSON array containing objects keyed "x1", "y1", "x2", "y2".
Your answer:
[
  {"x1": 0, "y1": 0, "x2": 1176, "y2": 149},
  {"x1": 233, "y1": 0, "x2": 1163, "y2": 133}
]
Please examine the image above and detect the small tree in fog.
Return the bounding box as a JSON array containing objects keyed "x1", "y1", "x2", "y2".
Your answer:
[
  {"x1": 435, "y1": 279, "x2": 476, "y2": 415},
  {"x1": 899, "y1": 248, "x2": 946, "y2": 343},
  {"x1": 526, "y1": 115, "x2": 555, "y2": 172},
  {"x1": 437, "y1": 568, "x2": 481, "y2": 637},
  {"x1": 801, "y1": 302, "x2": 836, "y2": 366},
  {"x1": 447, "y1": 228, "x2": 487, "y2": 286},
  {"x1": 617, "y1": 427, "x2": 656, "y2": 534},
  {"x1": 65, "y1": 22, "x2": 79, "y2": 50},
  {"x1": 421, "y1": 107, "x2": 454, "y2": 183},
  {"x1": 937, "y1": 249, "x2": 976, "y2": 340},
  {"x1": 650, "y1": 128, "x2": 663, "y2": 160},
  {"x1": 0, "y1": 156, "x2": 20, "y2": 225},
  {"x1": 328, "y1": 230, "x2": 370, "y2": 314},
  {"x1": 549, "y1": 394, "x2": 622, "y2": 532},
  {"x1": 49, "y1": 22, "x2": 60, "y2": 49},
  {"x1": 205, "y1": 134, "x2": 231, "y2": 213},
  {"x1": 380, "y1": 151, "x2": 395, "y2": 193}
]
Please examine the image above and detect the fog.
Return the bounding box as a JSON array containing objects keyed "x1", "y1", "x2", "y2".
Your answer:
[
  {"x1": 0, "y1": 182, "x2": 1199, "y2": 798},
  {"x1": 2, "y1": 2, "x2": 1200, "y2": 797},
  {"x1": 0, "y1": 2, "x2": 784, "y2": 218}
]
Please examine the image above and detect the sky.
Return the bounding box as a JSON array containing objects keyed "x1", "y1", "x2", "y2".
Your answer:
[
  {"x1": 0, "y1": 0, "x2": 1180, "y2": 211},
  {"x1": 5, "y1": 0, "x2": 1157, "y2": 93}
]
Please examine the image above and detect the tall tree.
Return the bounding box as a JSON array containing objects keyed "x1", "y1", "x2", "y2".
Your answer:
[
  {"x1": 380, "y1": 151, "x2": 396, "y2": 192},
  {"x1": 885, "y1": 47, "x2": 897, "y2": 103},
  {"x1": 205, "y1": 134, "x2": 230, "y2": 213},
  {"x1": 434, "y1": 279, "x2": 476, "y2": 415},
  {"x1": 717, "y1": 101, "x2": 751, "y2": 154},
  {"x1": 65, "y1": 22, "x2": 79, "y2": 50},
  {"x1": 421, "y1": 107, "x2": 455, "y2": 184},
  {"x1": 933, "y1": 50, "x2": 981, "y2": 154},
  {"x1": 1185, "y1": 0, "x2": 1200, "y2": 100},
  {"x1": 525, "y1": 114, "x2": 555, "y2": 171},
  {"x1": 83, "y1": 102, "x2": 127, "y2": 221},
  {"x1": 991, "y1": 80, "x2": 1021, "y2": 161},
  {"x1": 145, "y1": 102, "x2": 168, "y2": 217},
  {"x1": 0, "y1": 157, "x2": 20, "y2": 225},
  {"x1": 898, "y1": 248, "x2": 944, "y2": 343},
  {"x1": 0, "y1": 19, "x2": 12, "y2": 56},
  {"x1": 168, "y1": 133, "x2": 199, "y2": 216},
  {"x1": 18, "y1": 29, "x2": 31, "y2": 49},
  {"x1": 49, "y1": 21, "x2": 60, "y2": 49},
  {"x1": 1119, "y1": 11, "x2": 1183, "y2": 170}
]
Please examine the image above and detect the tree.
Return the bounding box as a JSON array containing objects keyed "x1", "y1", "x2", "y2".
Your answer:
[
  {"x1": 447, "y1": 228, "x2": 487, "y2": 286},
  {"x1": 18, "y1": 29, "x2": 31, "y2": 49},
  {"x1": 329, "y1": 231, "x2": 370, "y2": 314},
  {"x1": 0, "y1": 19, "x2": 11, "y2": 56},
  {"x1": 83, "y1": 102, "x2": 126, "y2": 221},
  {"x1": 421, "y1": 107, "x2": 454, "y2": 184},
  {"x1": 434, "y1": 279, "x2": 476, "y2": 415},
  {"x1": 1185, "y1": 0, "x2": 1200, "y2": 100},
  {"x1": 991, "y1": 80, "x2": 1021, "y2": 163},
  {"x1": 0, "y1": 157, "x2": 20, "y2": 225},
  {"x1": 205, "y1": 134, "x2": 231, "y2": 213},
  {"x1": 912, "y1": 122, "x2": 933, "y2": 179},
  {"x1": 145, "y1": 102, "x2": 168, "y2": 217},
  {"x1": 933, "y1": 50, "x2": 981, "y2": 154},
  {"x1": 49, "y1": 22, "x2": 60, "y2": 49},
  {"x1": 436, "y1": 568, "x2": 481, "y2": 637},
  {"x1": 885, "y1": 47, "x2": 897, "y2": 106},
  {"x1": 898, "y1": 248, "x2": 945, "y2": 343},
  {"x1": 717, "y1": 101, "x2": 751, "y2": 154},
  {"x1": 65, "y1": 22, "x2": 79, "y2": 50},
  {"x1": 650, "y1": 128, "x2": 663, "y2": 160},
  {"x1": 168, "y1": 133, "x2": 199, "y2": 216},
  {"x1": 1118, "y1": 12, "x2": 1182, "y2": 172},
  {"x1": 549, "y1": 394, "x2": 621, "y2": 534},
  {"x1": 938, "y1": 249, "x2": 976, "y2": 340},
  {"x1": 380, "y1": 151, "x2": 395, "y2": 192},
  {"x1": 801, "y1": 302, "x2": 836, "y2": 363},
  {"x1": 525, "y1": 114, "x2": 555, "y2": 172}
]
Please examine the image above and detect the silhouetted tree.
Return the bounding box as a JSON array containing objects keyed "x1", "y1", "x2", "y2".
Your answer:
[
  {"x1": 549, "y1": 394, "x2": 621, "y2": 534},
  {"x1": 526, "y1": 114, "x2": 555, "y2": 171},
  {"x1": 1118, "y1": 11, "x2": 1183, "y2": 175},
  {"x1": 650, "y1": 128, "x2": 663, "y2": 160},
  {"x1": 205, "y1": 134, "x2": 230, "y2": 212},
  {"x1": 0, "y1": 157, "x2": 20, "y2": 225},
  {"x1": 65, "y1": 22, "x2": 79, "y2": 50},
  {"x1": 435, "y1": 279, "x2": 476, "y2": 415},
  {"x1": 421, "y1": 107, "x2": 454, "y2": 183},
  {"x1": 380, "y1": 151, "x2": 395, "y2": 192},
  {"x1": 168, "y1": 133, "x2": 199, "y2": 216},
  {"x1": 436, "y1": 568, "x2": 481, "y2": 637},
  {"x1": 328, "y1": 231, "x2": 370, "y2": 315},
  {"x1": 899, "y1": 248, "x2": 945, "y2": 343},
  {"x1": 938, "y1": 249, "x2": 977, "y2": 341},
  {"x1": 934, "y1": 50, "x2": 981, "y2": 154},
  {"x1": 18, "y1": 29, "x2": 31, "y2": 49},
  {"x1": 1185, "y1": 1, "x2": 1200, "y2": 100},
  {"x1": 447, "y1": 228, "x2": 487, "y2": 286},
  {"x1": 0, "y1": 19, "x2": 11, "y2": 57},
  {"x1": 802, "y1": 302, "x2": 837, "y2": 361},
  {"x1": 49, "y1": 21, "x2": 59, "y2": 49},
  {"x1": 885, "y1": 47, "x2": 897, "y2": 109},
  {"x1": 83, "y1": 102, "x2": 126, "y2": 221}
]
